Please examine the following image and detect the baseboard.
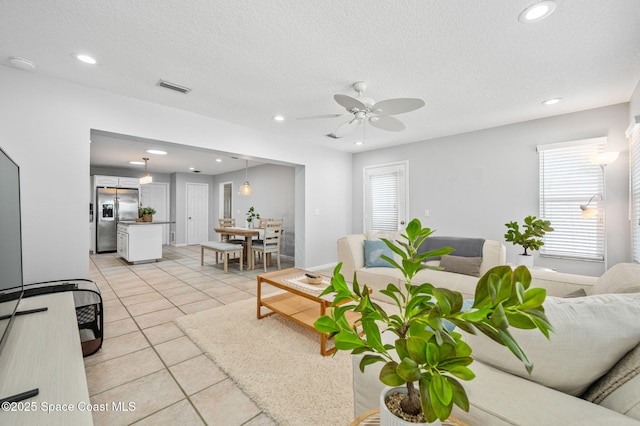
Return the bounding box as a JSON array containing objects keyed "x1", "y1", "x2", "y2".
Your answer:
[{"x1": 306, "y1": 262, "x2": 338, "y2": 272}]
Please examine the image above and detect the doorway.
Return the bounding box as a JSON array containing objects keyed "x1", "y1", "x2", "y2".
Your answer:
[
  {"x1": 186, "y1": 182, "x2": 209, "y2": 245},
  {"x1": 219, "y1": 181, "x2": 233, "y2": 219}
]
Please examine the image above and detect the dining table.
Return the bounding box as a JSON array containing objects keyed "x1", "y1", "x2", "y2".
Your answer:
[{"x1": 213, "y1": 227, "x2": 263, "y2": 270}]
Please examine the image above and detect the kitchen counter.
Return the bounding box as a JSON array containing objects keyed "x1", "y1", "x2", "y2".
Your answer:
[
  {"x1": 117, "y1": 223, "x2": 162, "y2": 263},
  {"x1": 118, "y1": 221, "x2": 173, "y2": 225}
]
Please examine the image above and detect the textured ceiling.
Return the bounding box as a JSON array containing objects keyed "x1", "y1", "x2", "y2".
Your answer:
[{"x1": 2, "y1": 0, "x2": 640, "y2": 173}]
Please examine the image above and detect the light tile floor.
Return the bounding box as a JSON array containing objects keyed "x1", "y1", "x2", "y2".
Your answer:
[{"x1": 87, "y1": 245, "x2": 295, "y2": 425}]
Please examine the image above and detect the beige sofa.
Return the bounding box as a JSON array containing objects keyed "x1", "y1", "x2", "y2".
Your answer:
[
  {"x1": 337, "y1": 233, "x2": 506, "y2": 301},
  {"x1": 351, "y1": 263, "x2": 640, "y2": 425}
]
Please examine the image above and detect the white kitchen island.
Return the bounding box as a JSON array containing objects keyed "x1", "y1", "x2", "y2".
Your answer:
[{"x1": 117, "y1": 222, "x2": 163, "y2": 263}]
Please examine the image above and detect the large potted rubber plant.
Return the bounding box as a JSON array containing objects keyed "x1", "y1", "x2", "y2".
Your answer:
[{"x1": 314, "y1": 219, "x2": 553, "y2": 425}]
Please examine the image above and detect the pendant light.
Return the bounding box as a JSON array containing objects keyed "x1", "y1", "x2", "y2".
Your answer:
[
  {"x1": 140, "y1": 157, "x2": 153, "y2": 185},
  {"x1": 238, "y1": 160, "x2": 252, "y2": 195}
]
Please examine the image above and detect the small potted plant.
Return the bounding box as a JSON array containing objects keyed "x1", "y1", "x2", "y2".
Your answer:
[
  {"x1": 314, "y1": 219, "x2": 552, "y2": 425},
  {"x1": 504, "y1": 215, "x2": 554, "y2": 266},
  {"x1": 139, "y1": 207, "x2": 156, "y2": 222},
  {"x1": 246, "y1": 206, "x2": 260, "y2": 228}
]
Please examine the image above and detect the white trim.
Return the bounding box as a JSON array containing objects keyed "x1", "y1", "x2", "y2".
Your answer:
[
  {"x1": 626, "y1": 115, "x2": 640, "y2": 138},
  {"x1": 537, "y1": 136, "x2": 607, "y2": 152}
]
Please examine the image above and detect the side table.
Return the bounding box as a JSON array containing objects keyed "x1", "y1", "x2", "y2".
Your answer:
[{"x1": 350, "y1": 408, "x2": 467, "y2": 426}]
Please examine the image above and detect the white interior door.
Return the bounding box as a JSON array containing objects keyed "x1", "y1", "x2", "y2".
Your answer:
[
  {"x1": 186, "y1": 182, "x2": 209, "y2": 245},
  {"x1": 363, "y1": 161, "x2": 408, "y2": 232},
  {"x1": 140, "y1": 182, "x2": 170, "y2": 244}
]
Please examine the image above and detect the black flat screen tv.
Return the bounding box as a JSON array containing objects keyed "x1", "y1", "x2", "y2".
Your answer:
[{"x1": 0, "y1": 146, "x2": 24, "y2": 358}]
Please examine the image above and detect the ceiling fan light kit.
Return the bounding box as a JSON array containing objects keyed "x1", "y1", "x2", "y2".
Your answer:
[{"x1": 302, "y1": 81, "x2": 425, "y2": 139}]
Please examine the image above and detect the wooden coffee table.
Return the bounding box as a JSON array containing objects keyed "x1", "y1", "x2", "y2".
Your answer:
[{"x1": 257, "y1": 268, "x2": 364, "y2": 356}]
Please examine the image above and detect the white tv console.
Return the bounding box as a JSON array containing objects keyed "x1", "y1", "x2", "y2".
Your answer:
[{"x1": 0, "y1": 292, "x2": 93, "y2": 425}]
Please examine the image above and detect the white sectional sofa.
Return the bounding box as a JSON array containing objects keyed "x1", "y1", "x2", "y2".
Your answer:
[
  {"x1": 337, "y1": 233, "x2": 506, "y2": 302},
  {"x1": 348, "y1": 261, "x2": 640, "y2": 425}
]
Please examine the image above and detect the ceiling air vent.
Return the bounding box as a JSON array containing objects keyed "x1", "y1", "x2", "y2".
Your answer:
[{"x1": 157, "y1": 79, "x2": 191, "y2": 94}]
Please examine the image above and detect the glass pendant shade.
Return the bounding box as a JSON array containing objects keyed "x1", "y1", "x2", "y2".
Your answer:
[
  {"x1": 238, "y1": 160, "x2": 252, "y2": 195},
  {"x1": 140, "y1": 157, "x2": 153, "y2": 184}
]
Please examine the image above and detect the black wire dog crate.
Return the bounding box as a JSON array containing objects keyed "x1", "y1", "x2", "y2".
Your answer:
[{"x1": 23, "y1": 279, "x2": 103, "y2": 357}]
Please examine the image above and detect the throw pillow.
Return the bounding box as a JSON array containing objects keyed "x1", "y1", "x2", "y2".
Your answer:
[
  {"x1": 589, "y1": 263, "x2": 640, "y2": 295},
  {"x1": 582, "y1": 342, "x2": 640, "y2": 404},
  {"x1": 439, "y1": 255, "x2": 482, "y2": 277},
  {"x1": 363, "y1": 240, "x2": 394, "y2": 268},
  {"x1": 563, "y1": 288, "x2": 587, "y2": 298},
  {"x1": 461, "y1": 293, "x2": 640, "y2": 396}
]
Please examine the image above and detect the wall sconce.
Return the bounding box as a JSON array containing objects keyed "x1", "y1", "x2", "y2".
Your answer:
[
  {"x1": 238, "y1": 160, "x2": 252, "y2": 195},
  {"x1": 580, "y1": 194, "x2": 602, "y2": 219}
]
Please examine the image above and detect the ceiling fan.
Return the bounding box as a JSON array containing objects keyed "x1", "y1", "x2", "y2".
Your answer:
[{"x1": 298, "y1": 81, "x2": 425, "y2": 138}]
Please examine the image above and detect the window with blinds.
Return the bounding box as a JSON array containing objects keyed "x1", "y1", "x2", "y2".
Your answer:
[
  {"x1": 630, "y1": 122, "x2": 640, "y2": 263},
  {"x1": 538, "y1": 138, "x2": 606, "y2": 261},
  {"x1": 363, "y1": 162, "x2": 407, "y2": 232}
]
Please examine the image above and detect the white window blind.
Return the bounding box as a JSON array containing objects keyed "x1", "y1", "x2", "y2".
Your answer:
[
  {"x1": 369, "y1": 172, "x2": 399, "y2": 231},
  {"x1": 538, "y1": 138, "x2": 606, "y2": 261},
  {"x1": 630, "y1": 124, "x2": 640, "y2": 263},
  {"x1": 363, "y1": 163, "x2": 407, "y2": 232}
]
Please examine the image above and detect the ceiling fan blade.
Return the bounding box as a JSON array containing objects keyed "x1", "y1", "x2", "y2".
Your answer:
[
  {"x1": 369, "y1": 115, "x2": 405, "y2": 132},
  {"x1": 371, "y1": 98, "x2": 425, "y2": 115},
  {"x1": 331, "y1": 118, "x2": 362, "y2": 138},
  {"x1": 334, "y1": 94, "x2": 367, "y2": 111},
  {"x1": 296, "y1": 113, "x2": 345, "y2": 120}
]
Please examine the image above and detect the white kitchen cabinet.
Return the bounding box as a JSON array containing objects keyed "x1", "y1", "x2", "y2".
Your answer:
[
  {"x1": 116, "y1": 223, "x2": 162, "y2": 263},
  {"x1": 94, "y1": 175, "x2": 140, "y2": 189}
]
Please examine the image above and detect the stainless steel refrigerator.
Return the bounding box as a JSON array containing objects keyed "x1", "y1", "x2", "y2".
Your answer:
[{"x1": 96, "y1": 187, "x2": 139, "y2": 253}]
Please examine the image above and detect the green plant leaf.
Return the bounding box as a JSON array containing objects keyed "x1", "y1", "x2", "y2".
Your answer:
[
  {"x1": 446, "y1": 376, "x2": 470, "y2": 412},
  {"x1": 406, "y1": 336, "x2": 428, "y2": 364},
  {"x1": 395, "y1": 338, "x2": 409, "y2": 360},
  {"x1": 313, "y1": 316, "x2": 339, "y2": 333},
  {"x1": 334, "y1": 332, "x2": 365, "y2": 350},
  {"x1": 419, "y1": 377, "x2": 439, "y2": 423},
  {"x1": 380, "y1": 361, "x2": 405, "y2": 386},
  {"x1": 447, "y1": 365, "x2": 476, "y2": 381},
  {"x1": 428, "y1": 374, "x2": 453, "y2": 420},
  {"x1": 519, "y1": 287, "x2": 547, "y2": 309},
  {"x1": 426, "y1": 342, "x2": 440, "y2": 365},
  {"x1": 359, "y1": 354, "x2": 386, "y2": 372},
  {"x1": 397, "y1": 357, "x2": 422, "y2": 382},
  {"x1": 362, "y1": 319, "x2": 385, "y2": 353},
  {"x1": 431, "y1": 372, "x2": 453, "y2": 406}
]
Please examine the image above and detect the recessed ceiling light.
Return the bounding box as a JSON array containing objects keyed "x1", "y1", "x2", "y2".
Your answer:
[
  {"x1": 273, "y1": 115, "x2": 285, "y2": 121},
  {"x1": 76, "y1": 54, "x2": 97, "y2": 65},
  {"x1": 216, "y1": 158, "x2": 222, "y2": 162},
  {"x1": 189, "y1": 167, "x2": 195, "y2": 171},
  {"x1": 354, "y1": 141, "x2": 364, "y2": 146},
  {"x1": 129, "y1": 161, "x2": 145, "y2": 165},
  {"x1": 519, "y1": 1, "x2": 557, "y2": 23},
  {"x1": 146, "y1": 149, "x2": 167, "y2": 155},
  {"x1": 542, "y1": 98, "x2": 562, "y2": 105}
]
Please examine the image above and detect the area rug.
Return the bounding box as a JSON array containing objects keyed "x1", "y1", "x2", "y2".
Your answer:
[{"x1": 174, "y1": 298, "x2": 354, "y2": 425}]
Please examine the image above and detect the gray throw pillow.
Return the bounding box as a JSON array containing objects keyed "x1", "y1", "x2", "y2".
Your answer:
[
  {"x1": 563, "y1": 288, "x2": 588, "y2": 298},
  {"x1": 439, "y1": 255, "x2": 482, "y2": 277}
]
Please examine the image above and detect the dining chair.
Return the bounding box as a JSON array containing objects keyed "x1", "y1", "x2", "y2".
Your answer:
[
  {"x1": 218, "y1": 218, "x2": 243, "y2": 260},
  {"x1": 251, "y1": 221, "x2": 282, "y2": 272}
]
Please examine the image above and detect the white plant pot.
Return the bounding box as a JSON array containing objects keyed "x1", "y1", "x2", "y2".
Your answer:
[
  {"x1": 380, "y1": 386, "x2": 441, "y2": 426},
  {"x1": 517, "y1": 254, "x2": 534, "y2": 268}
]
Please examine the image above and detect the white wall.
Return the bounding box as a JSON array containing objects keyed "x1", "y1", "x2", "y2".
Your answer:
[
  {"x1": 0, "y1": 66, "x2": 352, "y2": 283},
  {"x1": 213, "y1": 164, "x2": 296, "y2": 257},
  {"x1": 630, "y1": 79, "x2": 640, "y2": 120},
  {"x1": 352, "y1": 104, "x2": 631, "y2": 276}
]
